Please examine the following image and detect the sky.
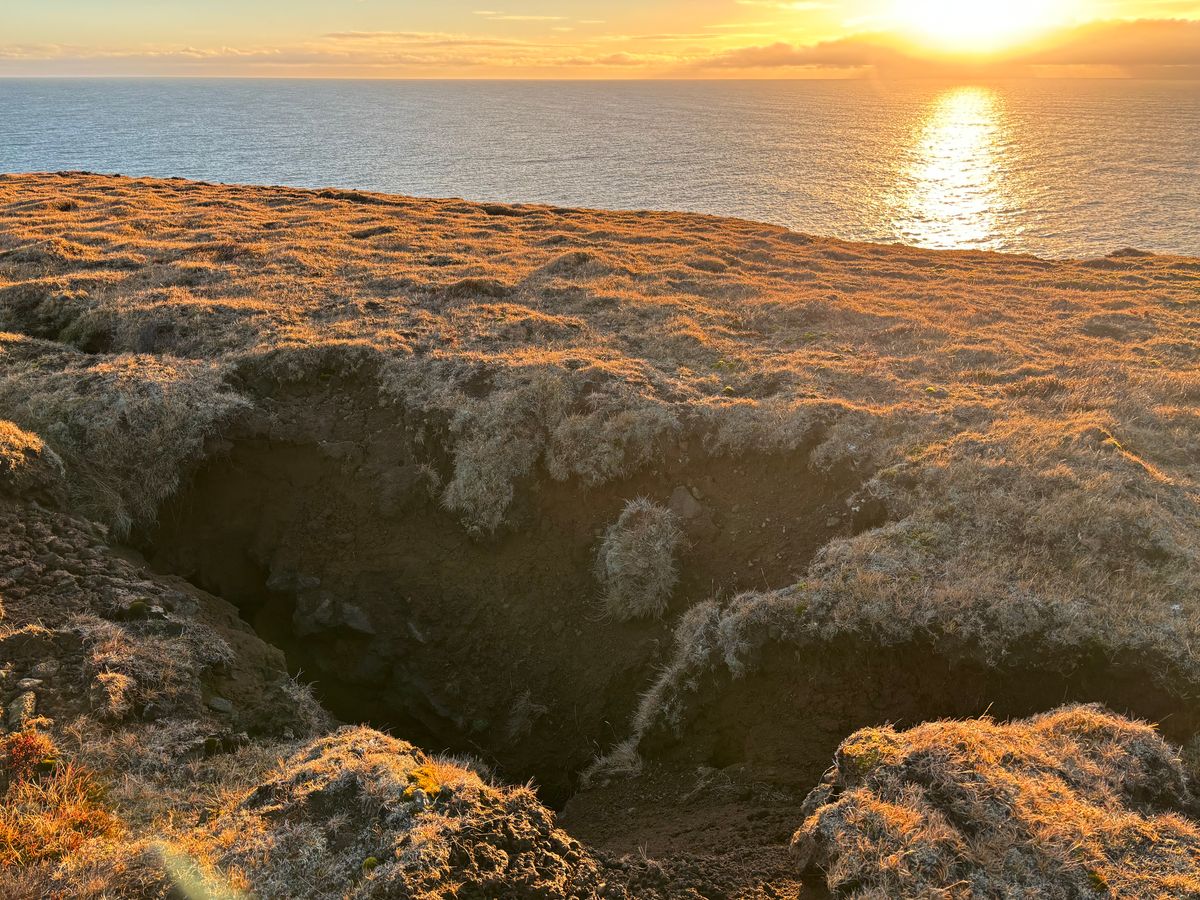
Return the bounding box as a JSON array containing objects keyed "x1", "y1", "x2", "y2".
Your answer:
[{"x1": 2, "y1": 0, "x2": 1200, "y2": 77}]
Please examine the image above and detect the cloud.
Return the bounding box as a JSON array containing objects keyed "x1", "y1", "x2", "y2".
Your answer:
[
  {"x1": 2, "y1": 16, "x2": 1198, "y2": 77},
  {"x1": 323, "y1": 31, "x2": 532, "y2": 49},
  {"x1": 473, "y1": 10, "x2": 567, "y2": 22},
  {"x1": 698, "y1": 18, "x2": 1200, "y2": 74},
  {"x1": 1020, "y1": 18, "x2": 1200, "y2": 66},
  {"x1": 702, "y1": 36, "x2": 906, "y2": 68}
]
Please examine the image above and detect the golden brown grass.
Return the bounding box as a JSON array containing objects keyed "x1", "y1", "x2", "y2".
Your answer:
[
  {"x1": 792, "y1": 705, "x2": 1200, "y2": 898},
  {"x1": 1, "y1": 174, "x2": 1197, "y2": 682},
  {"x1": 159, "y1": 726, "x2": 603, "y2": 899},
  {"x1": 0, "y1": 419, "x2": 64, "y2": 504},
  {"x1": 2, "y1": 173, "x2": 1200, "y2": 896},
  {"x1": 0, "y1": 732, "x2": 122, "y2": 870},
  {"x1": 0, "y1": 335, "x2": 244, "y2": 535}
]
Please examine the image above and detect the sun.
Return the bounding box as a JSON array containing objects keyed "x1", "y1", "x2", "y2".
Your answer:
[{"x1": 891, "y1": 0, "x2": 1074, "y2": 54}]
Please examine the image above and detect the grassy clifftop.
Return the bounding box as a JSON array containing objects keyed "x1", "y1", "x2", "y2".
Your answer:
[
  {"x1": 2, "y1": 173, "x2": 1199, "y2": 896},
  {"x1": 3, "y1": 171, "x2": 1198, "y2": 688}
]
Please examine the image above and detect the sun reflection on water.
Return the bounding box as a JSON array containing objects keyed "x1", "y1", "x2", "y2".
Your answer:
[{"x1": 892, "y1": 86, "x2": 1014, "y2": 251}]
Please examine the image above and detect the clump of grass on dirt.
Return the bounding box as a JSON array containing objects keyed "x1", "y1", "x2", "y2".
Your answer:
[
  {"x1": 167, "y1": 726, "x2": 604, "y2": 899},
  {"x1": 379, "y1": 357, "x2": 683, "y2": 535},
  {"x1": 0, "y1": 731, "x2": 123, "y2": 870},
  {"x1": 595, "y1": 497, "x2": 684, "y2": 621},
  {"x1": 0, "y1": 333, "x2": 245, "y2": 535},
  {"x1": 0, "y1": 419, "x2": 65, "y2": 504},
  {"x1": 792, "y1": 704, "x2": 1200, "y2": 897}
]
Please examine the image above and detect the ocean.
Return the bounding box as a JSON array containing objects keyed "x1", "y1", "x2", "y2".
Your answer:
[{"x1": 1, "y1": 78, "x2": 1197, "y2": 258}]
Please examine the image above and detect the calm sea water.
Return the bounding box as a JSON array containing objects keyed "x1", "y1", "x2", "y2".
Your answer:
[{"x1": 1, "y1": 78, "x2": 1198, "y2": 258}]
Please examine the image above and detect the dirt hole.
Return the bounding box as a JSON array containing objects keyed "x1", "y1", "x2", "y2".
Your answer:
[
  {"x1": 135, "y1": 384, "x2": 1198, "y2": 821},
  {"x1": 137, "y1": 400, "x2": 861, "y2": 806}
]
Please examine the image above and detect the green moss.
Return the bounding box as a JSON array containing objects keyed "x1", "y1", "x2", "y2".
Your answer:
[
  {"x1": 840, "y1": 730, "x2": 900, "y2": 775},
  {"x1": 404, "y1": 764, "x2": 443, "y2": 799}
]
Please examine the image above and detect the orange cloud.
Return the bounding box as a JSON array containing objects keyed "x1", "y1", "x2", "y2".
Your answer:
[
  {"x1": 697, "y1": 18, "x2": 1200, "y2": 75},
  {"x1": 1020, "y1": 18, "x2": 1200, "y2": 66}
]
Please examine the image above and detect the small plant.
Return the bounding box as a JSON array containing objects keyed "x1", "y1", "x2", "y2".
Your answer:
[
  {"x1": 2, "y1": 731, "x2": 58, "y2": 786},
  {"x1": 595, "y1": 498, "x2": 684, "y2": 621},
  {"x1": 838, "y1": 729, "x2": 900, "y2": 775},
  {"x1": 0, "y1": 733, "x2": 121, "y2": 866},
  {"x1": 405, "y1": 764, "x2": 444, "y2": 800}
]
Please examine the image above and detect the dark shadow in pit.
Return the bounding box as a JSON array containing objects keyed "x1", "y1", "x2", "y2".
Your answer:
[
  {"x1": 139, "y1": 430, "x2": 865, "y2": 806},
  {"x1": 563, "y1": 638, "x2": 1200, "y2": 862},
  {"x1": 648, "y1": 638, "x2": 1200, "y2": 791}
]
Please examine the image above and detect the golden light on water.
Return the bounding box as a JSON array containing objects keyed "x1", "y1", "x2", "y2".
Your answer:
[{"x1": 891, "y1": 86, "x2": 1013, "y2": 251}]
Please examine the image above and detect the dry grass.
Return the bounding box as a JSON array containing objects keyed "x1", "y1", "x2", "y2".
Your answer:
[
  {"x1": 0, "y1": 334, "x2": 245, "y2": 535},
  {"x1": 0, "y1": 419, "x2": 65, "y2": 504},
  {"x1": 160, "y1": 726, "x2": 602, "y2": 899},
  {"x1": 595, "y1": 497, "x2": 685, "y2": 620},
  {"x1": 1, "y1": 173, "x2": 1196, "y2": 684},
  {"x1": 792, "y1": 705, "x2": 1200, "y2": 898},
  {"x1": 0, "y1": 732, "x2": 122, "y2": 870},
  {"x1": 3, "y1": 173, "x2": 1200, "y2": 896}
]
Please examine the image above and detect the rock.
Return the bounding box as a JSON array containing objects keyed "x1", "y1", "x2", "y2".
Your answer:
[
  {"x1": 7, "y1": 691, "x2": 36, "y2": 730},
  {"x1": 29, "y1": 659, "x2": 60, "y2": 677},
  {"x1": 669, "y1": 485, "x2": 704, "y2": 521},
  {"x1": 207, "y1": 696, "x2": 234, "y2": 715},
  {"x1": 294, "y1": 592, "x2": 375, "y2": 637},
  {"x1": 341, "y1": 603, "x2": 375, "y2": 636},
  {"x1": 266, "y1": 568, "x2": 320, "y2": 593},
  {"x1": 293, "y1": 592, "x2": 338, "y2": 636}
]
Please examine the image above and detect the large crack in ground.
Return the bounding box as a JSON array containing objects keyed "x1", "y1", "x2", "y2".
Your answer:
[
  {"x1": 132, "y1": 380, "x2": 1200, "y2": 824},
  {"x1": 134, "y1": 383, "x2": 861, "y2": 806}
]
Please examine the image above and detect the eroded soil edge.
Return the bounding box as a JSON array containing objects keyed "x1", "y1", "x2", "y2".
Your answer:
[{"x1": 136, "y1": 376, "x2": 1197, "y2": 824}]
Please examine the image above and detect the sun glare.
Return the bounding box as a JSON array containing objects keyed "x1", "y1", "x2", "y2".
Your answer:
[{"x1": 891, "y1": 0, "x2": 1073, "y2": 54}]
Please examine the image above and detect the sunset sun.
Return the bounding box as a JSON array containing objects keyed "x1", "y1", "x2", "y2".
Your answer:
[{"x1": 892, "y1": 0, "x2": 1075, "y2": 53}]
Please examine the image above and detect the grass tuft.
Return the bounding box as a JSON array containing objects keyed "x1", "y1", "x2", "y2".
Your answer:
[{"x1": 595, "y1": 497, "x2": 684, "y2": 621}]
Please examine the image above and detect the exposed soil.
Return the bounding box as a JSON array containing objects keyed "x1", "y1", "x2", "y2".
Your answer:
[
  {"x1": 139, "y1": 373, "x2": 862, "y2": 804},
  {"x1": 563, "y1": 763, "x2": 829, "y2": 898},
  {"x1": 636, "y1": 639, "x2": 1200, "y2": 791}
]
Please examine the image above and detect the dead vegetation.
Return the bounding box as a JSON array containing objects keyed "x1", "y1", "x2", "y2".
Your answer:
[
  {"x1": 0, "y1": 731, "x2": 122, "y2": 872},
  {"x1": 0, "y1": 334, "x2": 244, "y2": 535},
  {"x1": 595, "y1": 498, "x2": 684, "y2": 620},
  {"x1": 1, "y1": 173, "x2": 1197, "y2": 693},
  {"x1": 170, "y1": 726, "x2": 607, "y2": 899},
  {"x1": 793, "y1": 705, "x2": 1200, "y2": 898}
]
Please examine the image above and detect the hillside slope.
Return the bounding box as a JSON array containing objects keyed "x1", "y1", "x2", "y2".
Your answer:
[{"x1": 2, "y1": 172, "x2": 1199, "y2": 896}]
